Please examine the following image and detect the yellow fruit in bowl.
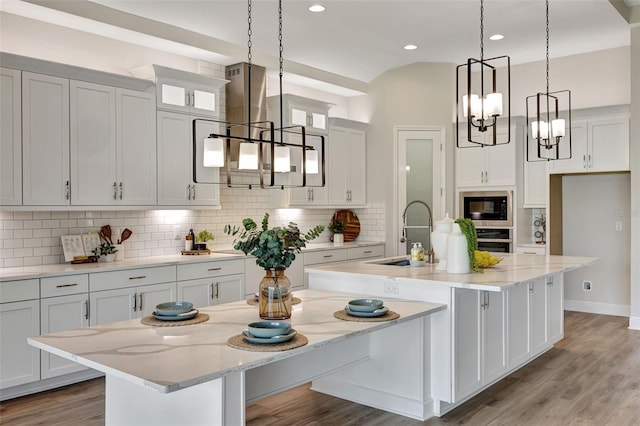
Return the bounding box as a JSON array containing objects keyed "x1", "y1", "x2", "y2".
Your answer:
[{"x1": 474, "y1": 250, "x2": 503, "y2": 268}]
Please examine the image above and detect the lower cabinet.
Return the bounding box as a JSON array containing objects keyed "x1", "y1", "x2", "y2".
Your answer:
[
  {"x1": 90, "y1": 282, "x2": 175, "y2": 325},
  {"x1": 177, "y1": 274, "x2": 244, "y2": 309},
  {"x1": 453, "y1": 289, "x2": 506, "y2": 401}
]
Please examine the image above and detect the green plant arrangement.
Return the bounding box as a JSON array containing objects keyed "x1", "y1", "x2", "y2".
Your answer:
[
  {"x1": 91, "y1": 242, "x2": 118, "y2": 258},
  {"x1": 225, "y1": 213, "x2": 324, "y2": 319},
  {"x1": 328, "y1": 218, "x2": 346, "y2": 234},
  {"x1": 197, "y1": 230, "x2": 214, "y2": 243},
  {"x1": 454, "y1": 218, "x2": 481, "y2": 273}
]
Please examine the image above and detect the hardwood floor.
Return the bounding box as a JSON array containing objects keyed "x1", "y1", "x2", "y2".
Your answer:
[{"x1": 1, "y1": 311, "x2": 638, "y2": 425}]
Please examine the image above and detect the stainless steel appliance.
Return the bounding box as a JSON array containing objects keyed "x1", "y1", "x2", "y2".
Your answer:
[
  {"x1": 459, "y1": 190, "x2": 513, "y2": 227},
  {"x1": 476, "y1": 228, "x2": 513, "y2": 253}
]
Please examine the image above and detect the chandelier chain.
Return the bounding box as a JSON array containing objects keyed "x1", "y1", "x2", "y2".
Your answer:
[
  {"x1": 546, "y1": 0, "x2": 550, "y2": 95},
  {"x1": 247, "y1": 0, "x2": 252, "y2": 64},
  {"x1": 279, "y1": 0, "x2": 284, "y2": 77},
  {"x1": 480, "y1": 0, "x2": 484, "y2": 61}
]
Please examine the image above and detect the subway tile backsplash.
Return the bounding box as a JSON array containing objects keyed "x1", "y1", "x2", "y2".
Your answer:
[{"x1": 0, "y1": 196, "x2": 385, "y2": 268}]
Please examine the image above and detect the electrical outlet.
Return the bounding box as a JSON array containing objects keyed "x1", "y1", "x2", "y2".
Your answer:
[
  {"x1": 384, "y1": 281, "x2": 399, "y2": 294},
  {"x1": 615, "y1": 222, "x2": 623, "y2": 231},
  {"x1": 174, "y1": 226, "x2": 182, "y2": 240},
  {"x1": 582, "y1": 280, "x2": 592, "y2": 292}
]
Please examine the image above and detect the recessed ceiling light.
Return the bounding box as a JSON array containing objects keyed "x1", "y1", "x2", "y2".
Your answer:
[
  {"x1": 404, "y1": 44, "x2": 418, "y2": 51},
  {"x1": 489, "y1": 34, "x2": 504, "y2": 41},
  {"x1": 309, "y1": 4, "x2": 325, "y2": 13}
]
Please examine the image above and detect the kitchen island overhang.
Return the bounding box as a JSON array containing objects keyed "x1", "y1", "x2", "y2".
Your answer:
[
  {"x1": 305, "y1": 253, "x2": 598, "y2": 418},
  {"x1": 28, "y1": 289, "x2": 444, "y2": 425}
]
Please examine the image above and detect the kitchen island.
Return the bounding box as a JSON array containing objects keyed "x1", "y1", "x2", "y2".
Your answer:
[
  {"x1": 28, "y1": 289, "x2": 444, "y2": 426},
  {"x1": 306, "y1": 253, "x2": 597, "y2": 419}
]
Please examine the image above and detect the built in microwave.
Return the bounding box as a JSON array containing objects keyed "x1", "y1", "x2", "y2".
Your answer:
[{"x1": 459, "y1": 190, "x2": 513, "y2": 227}]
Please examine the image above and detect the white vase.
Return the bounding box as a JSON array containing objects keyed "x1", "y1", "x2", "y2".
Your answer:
[
  {"x1": 114, "y1": 244, "x2": 124, "y2": 261},
  {"x1": 431, "y1": 213, "x2": 454, "y2": 271},
  {"x1": 102, "y1": 253, "x2": 115, "y2": 263},
  {"x1": 447, "y1": 223, "x2": 470, "y2": 274},
  {"x1": 333, "y1": 233, "x2": 344, "y2": 245}
]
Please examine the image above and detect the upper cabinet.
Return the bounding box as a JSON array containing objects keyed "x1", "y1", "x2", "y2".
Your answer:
[
  {"x1": 456, "y1": 125, "x2": 517, "y2": 188},
  {"x1": 0, "y1": 67, "x2": 22, "y2": 206},
  {"x1": 327, "y1": 118, "x2": 367, "y2": 206},
  {"x1": 22, "y1": 72, "x2": 71, "y2": 206},
  {"x1": 268, "y1": 94, "x2": 333, "y2": 135},
  {"x1": 548, "y1": 115, "x2": 629, "y2": 174}
]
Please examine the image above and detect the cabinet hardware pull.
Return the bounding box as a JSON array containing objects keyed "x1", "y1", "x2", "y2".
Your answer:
[
  {"x1": 186, "y1": 92, "x2": 191, "y2": 107},
  {"x1": 119, "y1": 182, "x2": 123, "y2": 200},
  {"x1": 128, "y1": 276, "x2": 147, "y2": 280},
  {"x1": 192, "y1": 185, "x2": 196, "y2": 200},
  {"x1": 523, "y1": 251, "x2": 536, "y2": 254},
  {"x1": 65, "y1": 181, "x2": 70, "y2": 200},
  {"x1": 583, "y1": 155, "x2": 586, "y2": 168},
  {"x1": 215, "y1": 282, "x2": 219, "y2": 299},
  {"x1": 133, "y1": 293, "x2": 137, "y2": 311},
  {"x1": 323, "y1": 254, "x2": 333, "y2": 258},
  {"x1": 186, "y1": 185, "x2": 191, "y2": 200},
  {"x1": 56, "y1": 283, "x2": 78, "y2": 288},
  {"x1": 485, "y1": 171, "x2": 488, "y2": 183},
  {"x1": 588, "y1": 154, "x2": 592, "y2": 168},
  {"x1": 485, "y1": 292, "x2": 489, "y2": 309},
  {"x1": 208, "y1": 267, "x2": 222, "y2": 271},
  {"x1": 364, "y1": 250, "x2": 372, "y2": 254},
  {"x1": 480, "y1": 171, "x2": 484, "y2": 182},
  {"x1": 113, "y1": 182, "x2": 118, "y2": 200},
  {"x1": 210, "y1": 283, "x2": 215, "y2": 300},
  {"x1": 138, "y1": 293, "x2": 143, "y2": 311},
  {"x1": 85, "y1": 299, "x2": 90, "y2": 320},
  {"x1": 547, "y1": 276, "x2": 554, "y2": 285}
]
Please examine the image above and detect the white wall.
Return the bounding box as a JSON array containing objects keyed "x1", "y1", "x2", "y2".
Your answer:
[{"x1": 562, "y1": 173, "x2": 631, "y2": 316}]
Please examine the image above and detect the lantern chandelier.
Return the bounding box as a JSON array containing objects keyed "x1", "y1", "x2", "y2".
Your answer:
[
  {"x1": 526, "y1": 0, "x2": 572, "y2": 162},
  {"x1": 456, "y1": 0, "x2": 511, "y2": 148},
  {"x1": 194, "y1": 0, "x2": 325, "y2": 189}
]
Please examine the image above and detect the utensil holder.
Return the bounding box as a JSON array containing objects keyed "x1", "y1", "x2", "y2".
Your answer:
[{"x1": 114, "y1": 244, "x2": 124, "y2": 261}]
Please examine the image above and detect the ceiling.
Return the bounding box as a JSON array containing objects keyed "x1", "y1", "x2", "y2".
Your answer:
[{"x1": 1, "y1": 0, "x2": 634, "y2": 96}]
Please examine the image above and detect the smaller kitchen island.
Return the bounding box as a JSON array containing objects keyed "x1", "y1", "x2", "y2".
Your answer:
[{"x1": 306, "y1": 253, "x2": 597, "y2": 419}]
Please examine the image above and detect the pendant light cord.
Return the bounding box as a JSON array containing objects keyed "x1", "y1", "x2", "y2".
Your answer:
[
  {"x1": 480, "y1": 0, "x2": 484, "y2": 62},
  {"x1": 545, "y1": 0, "x2": 550, "y2": 95},
  {"x1": 278, "y1": 0, "x2": 284, "y2": 144},
  {"x1": 247, "y1": 0, "x2": 252, "y2": 137}
]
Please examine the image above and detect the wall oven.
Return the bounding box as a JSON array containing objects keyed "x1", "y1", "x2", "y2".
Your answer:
[
  {"x1": 459, "y1": 190, "x2": 513, "y2": 227},
  {"x1": 476, "y1": 228, "x2": 513, "y2": 253}
]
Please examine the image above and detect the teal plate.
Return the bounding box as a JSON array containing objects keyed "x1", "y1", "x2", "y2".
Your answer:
[
  {"x1": 242, "y1": 329, "x2": 297, "y2": 344},
  {"x1": 153, "y1": 309, "x2": 199, "y2": 321},
  {"x1": 344, "y1": 306, "x2": 389, "y2": 318}
]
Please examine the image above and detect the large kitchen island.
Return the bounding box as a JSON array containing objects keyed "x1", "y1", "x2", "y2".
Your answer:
[
  {"x1": 29, "y1": 253, "x2": 596, "y2": 424},
  {"x1": 306, "y1": 253, "x2": 597, "y2": 419}
]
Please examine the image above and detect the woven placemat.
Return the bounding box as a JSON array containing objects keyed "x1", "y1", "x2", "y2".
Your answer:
[
  {"x1": 141, "y1": 313, "x2": 209, "y2": 327},
  {"x1": 246, "y1": 296, "x2": 302, "y2": 306},
  {"x1": 333, "y1": 310, "x2": 400, "y2": 322},
  {"x1": 227, "y1": 333, "x2": 308, "y2": 352}
]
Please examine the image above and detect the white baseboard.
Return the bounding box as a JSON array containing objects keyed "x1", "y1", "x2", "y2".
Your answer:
[
  {"x1": 629, "y1": 316, "x2": 640, "y2": 330},
  {"x1": 564, "y1": 299, "x2": 630, "y2": 317}
]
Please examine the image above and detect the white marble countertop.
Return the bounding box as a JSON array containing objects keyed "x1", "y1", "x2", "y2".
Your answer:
[
  {"x1": 306, "y1": 253, "x2": 598, "y2": 292},
  {"x1": 0, "y1": 241, "x2": 384, "y2": 282},
  {"x1": 28, "y1": 289, "x2": 444, "y2": 393}
]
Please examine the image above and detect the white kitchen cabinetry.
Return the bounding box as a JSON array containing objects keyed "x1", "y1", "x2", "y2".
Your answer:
[
  {"x1": 244, "y1": 257, "x2": 304, "y2": 298},
  {"x1": 269, "y1": 94, "x2": 332, "y2": 135},
  {"x1": 0, "y1": 67, "x2": 22, "y2": 206},
  {"x1": 157, "y1": 111, "x2": 220, "y2": 206},
  {"x1": 22, "y1": 72, "x2": 70, "y2": 206},
  {"x1": 0, "y1": 279, "x2": 40, "y2": 390},
  {"x1": 303, "y1": 248, "x2": 349, "y2": 288},
  {"x1": 154, "y1": 69, "x2": 226, "y2": 117},
  {"x1": 453, "y1": 289, "x2": 506, "y2": 401},
  {"x1": 288, "y1": 132, "x2": 328, "y2": 206},
  {"x1": 514, "y1": 245, "x2": 547, "y2": 255},
  {"x1": 89, "y1": 266, "x2": 176, "y2": 324},
  {"x1": 40, "y1": 275, "x2": 89, "y2": 379},
  {"x1": 523, "y1": 161, "x2": 547, "y2": 207},
  {"x1": 327, "y1": 119, "x2": 367, "y2": 206},
  {"x1": 176, "y1": 259, "x2": 245, "y2": 308},
  {"x1": 549, "y1": 117, "x2": 629, "y2": 174},
  {"x1": 70, "y1": 82, "x2": 156, "y2": 206},
  {"x1": 456, "y1": 126, "x2": 516, "y2": 188},
  {"x1": 546, "y1": 274, "x2": 564, "y2": 344}
]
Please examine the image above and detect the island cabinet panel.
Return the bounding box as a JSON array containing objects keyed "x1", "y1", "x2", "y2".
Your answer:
[
  {"x1": 546, "y1": 274, "x2": 564, "y2": 344},
  {"x1": 507, "y1": 281, "x2": 531, "y2": 368},
  {"x1": 530, "y1": 278, "x2": 548, "y2": 356},
  {"x1": 453, "y1": 288, "x2": 507, "y2": 402}
]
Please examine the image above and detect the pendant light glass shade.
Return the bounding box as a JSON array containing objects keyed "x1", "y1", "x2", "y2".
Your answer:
[
  {"x1": 203, "y1": 135, "x2": 224, "y2": 167},
  {"x1": 273, "y1": 144, "x2": 291, "y2": 173},
  {"x1": 238, "y1": 142, "x2": 259, "y2": 170},
  {"x1": 305, "y1": 149, "x2": 319, "y2": 174}
]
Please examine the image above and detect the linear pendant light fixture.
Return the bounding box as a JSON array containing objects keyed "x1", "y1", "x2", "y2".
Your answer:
[
  {"x1": 526, "y1": 0, "x2": 571, "y2": 162},
  {"x1": 194, "y1": 0, "x2": 324, "y2": 189},
  {"x1": 456, "y1": 0, "x2": 511, "y2": 148}
]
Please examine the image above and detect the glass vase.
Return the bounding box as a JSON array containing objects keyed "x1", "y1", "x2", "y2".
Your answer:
[{"x1": 259, "y1": 268, "x2": 292, "y2": 319}]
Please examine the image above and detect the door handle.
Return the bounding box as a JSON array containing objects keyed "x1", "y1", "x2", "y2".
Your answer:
[
  {"x1": 583, "y1": 155, "x2": 586, "y2": 169},
  {"x1": 132, "y1": 293, "x2": 137, "y2": 312},
  {"x1": 186, "y1": 185, "x2": 191, "y2": 200},
  {"x1": 192, "y1": 185, "x2": 196, "y2": 200},
  {"x1": 56, "y1": 283, "x2": 78, "y2": 288},
  {"x1": 588, "y1": 154, "x2": 592, "y2": 168},
  {"x1": 215, "y1": 282, "x2": 220, "y2": 299},
  {"x1": 85, "y1": 299, "x2": 89, "y2": 320},
  {"x1": 138, "y1": 293, "x2": 143, "y2": 312},
  {"x1": 119, "y1": 182, "x2": 123, "y2": 200},
  {"x1": 66, "y1": 181, "x2": 70, "y2": 200},
  {"x1": 113, "y1": 182, "x2": 118, "y2": 200}
]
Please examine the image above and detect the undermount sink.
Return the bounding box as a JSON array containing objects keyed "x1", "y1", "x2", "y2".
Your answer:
[{"x1": 366, "y1": 257, "x2": 411, "y2": 267}]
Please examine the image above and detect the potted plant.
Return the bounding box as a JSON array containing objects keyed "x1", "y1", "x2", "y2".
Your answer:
[
  {"x1": 92, "y1": 242, "x2": 118, "y2": 263},
  {"x1": 196, "y1": 230, "x2": 215, "y2": 251},
  {"x1": 328, "y1": 218, "x2": 346, "y2": 244},
  {"x1": 225, "y1": 213, "x2": 324, "y2": 319}
]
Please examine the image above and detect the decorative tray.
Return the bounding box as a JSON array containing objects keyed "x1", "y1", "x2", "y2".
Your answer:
[{"x1": 181, "y1": 249, "x2": 211, "y2": 255}]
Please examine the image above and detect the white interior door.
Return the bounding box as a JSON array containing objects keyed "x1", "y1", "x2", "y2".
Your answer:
[{"x1": 395, "y1": 127, "x2": 445, "y2": 256}]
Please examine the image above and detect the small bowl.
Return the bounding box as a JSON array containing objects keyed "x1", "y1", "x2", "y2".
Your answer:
[
  {"x1": 193, "y1": 243, "x2": 207, "y2": 251},
  {"x1": 155, "y1": 301, "x2": 194, "y2": 316},
  {"x1": 347, "y1": 299, "x2": 384, "y2": 313},
  {"x1": 247, "y1": 321, "x2": 292, "y2": 338}
]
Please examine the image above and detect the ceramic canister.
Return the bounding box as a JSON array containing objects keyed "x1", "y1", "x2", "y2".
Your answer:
[
  {"x1": 446, "y1": 223, "x2": 470, "y2": 274},
  {"x1": 431, "y1": 213, "x2": 454, "y2": 271}
]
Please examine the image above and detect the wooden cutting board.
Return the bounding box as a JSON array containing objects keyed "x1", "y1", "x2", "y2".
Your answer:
[{"x1": 331, "y1": 210, "x2": 360, "y2": 242}]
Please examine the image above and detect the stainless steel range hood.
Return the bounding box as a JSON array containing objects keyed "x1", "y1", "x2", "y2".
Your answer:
[{"x1": 225, "y1": 62, "x2": 267, "y2": 161}]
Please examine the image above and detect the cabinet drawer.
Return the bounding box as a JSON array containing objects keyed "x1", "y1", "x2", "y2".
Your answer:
[
  {"x1": 41, "y1": 274, "x2": 89, "y2": 297},
  {"x1": 90, "y1": 266, "x2": 176, "y2": 292},
  {"x1": 515, "y1": 246, "x2": 546, "y2": 255},
  {"x1": 0, "y1": 279, "x2": 39, "y2": 303},
  {"x1": 304, "y1": 249, "x2": 349, "y2": 265},
  {"x1": 177, "y1": 259, "x2": 244, "y2": 281},
  {"x1": 348, "y1": 245, "x2": 384, "y2": 260}
]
